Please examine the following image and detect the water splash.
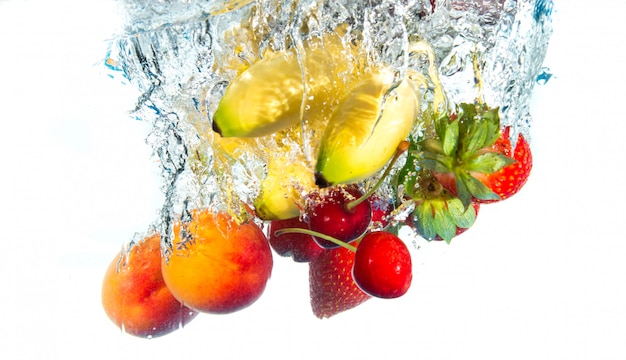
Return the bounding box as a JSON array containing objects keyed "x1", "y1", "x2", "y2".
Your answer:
[
  {"x1": 534, "y1": 0, "x2": 554, "y2": 22},
  {"x1": 105, "y1": 0, "x2": 553, "y2": 244}
]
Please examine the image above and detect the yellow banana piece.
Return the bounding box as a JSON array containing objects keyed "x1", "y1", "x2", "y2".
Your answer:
[
  {"x1": 213, "y1": 33, "x2": 355, "y2": 138},
  {"x1": 315, "y1": 67, "x2": 418, "y2": 187},
  {"x1": 254, "y1": 156, "x2": 315, "y2": 220}
]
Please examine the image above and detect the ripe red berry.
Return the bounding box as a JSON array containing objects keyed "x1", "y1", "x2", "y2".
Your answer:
[
  {"x1": 306, "y1": 186, "x2": 372, "y2": 249},
  {"x1": 309, "y1": 243, "x2": 371, "y2": 318},
  {"x1": 475, "y1": 126, "x2": 533, "y2": 203},
  {"x1": 268, "y1": 217, "x2": 323, "y2": 262},
  {"x1": 420, "y1": 104, "x2": 533, "y2": 207},
  {"x1": 352, "y1": 231, "x2": 412, "y2": 299}
]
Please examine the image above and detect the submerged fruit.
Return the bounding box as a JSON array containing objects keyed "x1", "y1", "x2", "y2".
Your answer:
[
  {"x1": 101, "y1": 233, "x2": 197, "y2": 338},
  {"x1": 254, "y1": 156, "x2": 315, "y2": 220},
  {"x1": 315, "y1": 67, "x2": 418, "y2": 187},
  {"x1": 398, "y1": 158, "x2": 480, "y2": 243},
  {"x1": 306, "y1": 186, "x2": 372, "y2": 249},
  {"x1": 352, "y1": 231, "x2": 412, "y2": 299},
  {"x1": 471, "y1": 126, "x2": 532, "y2": 203},
  {"x1": 213, "y1": 33, "x2": 356, "y2": 138},
  {"x1": 309, "y1": 242, "x2": 371, "y2": 318},
  {"x1": 268, "y1": 217, "x2": 324, "y2": 263},
  {"x1": 420, "y1": 104, "x2": 532, "y2": 207},
  {"x1": 161, "y1": 209, "x2": 273, "y2": 314}
]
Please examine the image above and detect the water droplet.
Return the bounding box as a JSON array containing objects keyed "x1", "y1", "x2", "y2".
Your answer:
[{"x1": 536, "y1": 67, "x2": 553, "y2": 85}]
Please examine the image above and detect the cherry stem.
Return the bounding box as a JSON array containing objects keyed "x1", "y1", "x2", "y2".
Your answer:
[
  {"x1": 273, "y1": 228, "x2": 358, "y2": 253},
  {"x1": 346, "y1": 140, "x2": 410, "y2": 211}
]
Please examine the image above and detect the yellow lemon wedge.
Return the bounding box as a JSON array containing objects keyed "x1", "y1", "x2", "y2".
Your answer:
[
  {"x1": 212, "y1": 32, "x2": 357, "y2": 138},
  {"x1": 254, "y1": 156, "x2": 315, "y2": 220},
  {"x1": 315, "y1": 67, "x2": 418, "y2": 187}
]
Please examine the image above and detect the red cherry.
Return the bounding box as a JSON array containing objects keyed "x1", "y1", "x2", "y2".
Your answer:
[
  {"x1": 268, "y1": 217, "x2": 324, "y2": 262},
  {"x1": 307, "y1": 186, "x2": 372, "y2": 249},
  {"x1": 352, "y1": 231, "x2": 412, "y2": 299}
]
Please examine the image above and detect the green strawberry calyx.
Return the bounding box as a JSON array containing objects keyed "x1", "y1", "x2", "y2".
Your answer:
[
  {"x1": 397, "y1": 159, "x2": 477, "y2": 243},
  {"x1": 418, "y1": 102, "x2": 515, "y2": 209}
]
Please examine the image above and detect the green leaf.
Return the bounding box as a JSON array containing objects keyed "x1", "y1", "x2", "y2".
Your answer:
[
  {"x1": 432, "y1": 200, "x2": 456, "y2": 243},
  {"x1": 485, "y1": 122, "x2": 501, "y2": 147},
  {"x1": 419, "y1": 137, "x2": 455, "y2": 172},
  {"x1": 463, "y1": 120, "x2": 490, "y2": 155},
  {"x1": 396, "y1": 137, "x2": 422, "y2": 198},
  {"x1": 482, "y1": 106, "x2": 499, "y2": 121},
  {"x1": 454, "y1": 171, "x2": 474, "y2": 210},
  {"x1": 420, "y1": 138, "x2": 445, "y2": 155},
  {"x1": 418, "y1": 159, "x2": 444, "y2": 174},
  {"x1": 419, "y1": 150, "x2": 454, "y2": 172},
  {"x1": 465, "y1": 152, "x2": 515, "y2": 174},
  {"x1": 459, "y1": 103, "x2": 477, "y2": 121},
  {"x1": 415, "y1": 202, "x2": 436, "y2": 240},
  {"x1": 434, "y1": 113, "x2": 450, "y2": 141},
  {"x1": 482, "y1": 107, "x2": 500, "y2": 123},
  {"x1": 455, "y1": 104, "x2": 502, "y2": 156},
  {"x1": 397, "y1": 164, "x2": 418, "y2": 198},
  {"x1": 480, "y1": 107, "x2": 501, "y2": 146},
  {"x1": 442, "y1": 120, "x2": 459, "y2": 156},
  {"x1": 447, "y1": 198, "x2": 477, "y2": 228},
  {"x1": 462, "y1": 172, "x2": 501, "y2": 202}
]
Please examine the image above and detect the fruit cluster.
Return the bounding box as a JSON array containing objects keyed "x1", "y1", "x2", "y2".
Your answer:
[{"x1": 101, "y1": 29, "x2": 533, "y2": 338}]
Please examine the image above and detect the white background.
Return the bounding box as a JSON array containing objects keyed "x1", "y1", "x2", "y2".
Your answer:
[{"x1": 0, "y1": 0, "x2": 624, "y2": 359}]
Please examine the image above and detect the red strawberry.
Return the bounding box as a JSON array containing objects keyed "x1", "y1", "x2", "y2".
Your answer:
[
  {"x1": 433, "y1": 127, "x2": 532, "y2": 204},
  {"x1": 397, "y1": 154, "x2": 480, "y2": 244},
  {"x1": 474, "y1": 126, "x2": 532, "y2": 203},
  {"x1": 420, "y1": 103, "x2": 532, "y2": 208},
  {"x1": 309, "y1": 243, "x2": 370, "y2": 318},
  {"x1": 268, "y1": 217, "x2": 323, "y2": 263}
]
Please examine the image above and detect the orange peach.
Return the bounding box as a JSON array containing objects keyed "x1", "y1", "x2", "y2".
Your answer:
[
  {"x1": 101, "y1": 233, "x2": 197, "y2": 338},
  {"x1": 161, "y1": 209, "x2": 273, "y2": 314}
]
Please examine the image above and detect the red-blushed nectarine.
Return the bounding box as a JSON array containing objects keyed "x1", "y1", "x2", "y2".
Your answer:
[
  {"x1": 161, "y1": 209, "x2": 273, "y2": 314},
  {"x1": 101, "y1": 233, "x2": 197, "y2": 338}
]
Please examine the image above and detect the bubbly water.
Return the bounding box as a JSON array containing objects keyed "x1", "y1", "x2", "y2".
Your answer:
[{"x1": 105, "y1": 0, "x2": 553, "y2": 245}]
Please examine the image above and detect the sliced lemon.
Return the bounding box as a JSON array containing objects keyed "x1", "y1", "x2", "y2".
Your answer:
[
  {"x1": 212, "y1": 32, "x2": 357, "y2": 138},
  {"x1": 315, "y1": 67, "x2": 419, "y2": 187},
  {"x1": 254, "y1": 155, "x2": 315, "y2": 220}
]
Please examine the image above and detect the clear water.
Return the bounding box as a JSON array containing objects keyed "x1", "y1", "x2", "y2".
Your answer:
[{"x1": 105, "y1": 0, "x2": 553, "y2": 245}]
